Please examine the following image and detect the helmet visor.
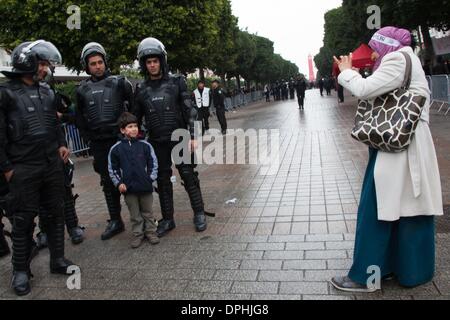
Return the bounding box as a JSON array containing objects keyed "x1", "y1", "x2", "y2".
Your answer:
[{"x1": 34, "y1": 41, "x2": 62, "y2": 67}]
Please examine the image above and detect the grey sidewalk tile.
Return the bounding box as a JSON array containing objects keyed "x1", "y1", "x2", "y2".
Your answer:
[
  {"x1": 185, "y1": 280, "x2": 233, "y2": 294},
  {"x1": 283, "y1": 260, "x2": 327, "y2": 270},
  {"x1": 327, "y1": 259, "x2": 353, "y2": 270},
  {"x1": 213, "y1": 270, "x2": 259, "y2": 281},
  {"x1": 247, "y1": 243, "x2": 285, "y2": 251},
  {"x1": 240, "y1": 260, "x2": 283, "y2": 270},
  {"x1": 134, "y1": 268, "x2": 216, "y2": 280},
  {"x1": 306, "y1": 234, "x2": 344, "y2": 242},
  {"x1": 304, "y1": 270, "x2": 348, "y2": 282},
  {"x1": 286, "y1": 242, "x2": 325, "y2": 251},
  {"x1": 230, "y1": 281, "x2": 279, "y2": 294},
  {"x1": 280, "y1": 282, "x2": 328, "y2": 295},
  {"x1": 325, "y1": 241, "x2": 355, "y2": 250},
  {"x1": 206, "y1": 293, "x2": 252, "y2": 300},
  {"x1": 305, "y1": 250, "x2": 348, "y2": 260},
  {"x1": 263, "y1": 251, "x2": 304, "y2": 260},
  {"x1": 258, "y1": 270, "x2": 304, "y2": 282},
  {"x1": 268, "y1": 235, "x2": 306, "y2": 243}
]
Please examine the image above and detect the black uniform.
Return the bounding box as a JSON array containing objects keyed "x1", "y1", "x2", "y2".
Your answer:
[
  {"x1": 75, "y1": 72, "x2": 133, "y2": 239},
  {"x1": 295, "y1": 78, "x2": 307, "y2": 110},
  {"x1": 318, "y1": 79, "x2": 324, "y2": 96},
  {"x1": 37, "y1": 90, "x2": 83, "y2": 246},
  {"x1": 0, "y1": 79, "x2": 68, "y2": 276},
  {"x1": 212, "y1": 87, "x2": 228, "y2": 134},
  {"x1": 338, "y1": 84, "x2": 345, "y2": 103},
  {"x1": 289, "y1": 81, "x2": 296, "y2": 100},
  {"x1": 134, "y1": 74, "x2": 207, "y2": 235}
]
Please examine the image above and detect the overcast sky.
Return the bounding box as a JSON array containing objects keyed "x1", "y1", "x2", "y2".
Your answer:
[{"x1": 231, "y1": 0, "x2": 343, "y2": 77}]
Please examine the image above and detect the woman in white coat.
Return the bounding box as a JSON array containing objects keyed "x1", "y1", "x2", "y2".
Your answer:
[{"x1": 331, "y1": 27, "x2": 443, "y2": 293}]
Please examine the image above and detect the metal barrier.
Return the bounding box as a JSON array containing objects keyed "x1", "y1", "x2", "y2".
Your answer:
[
  {"x1": 428, "y1": 75, "x2": 450, "y2": 116},
  {"x1": 62, "y1": 124, "x2": 90, "y2": 155},
  {"x1": 223, "y1": 91, "x2": 264, "y2": 111},
  {"x1": 61, "y1": 90, "x2": 264, "y2": 154}
]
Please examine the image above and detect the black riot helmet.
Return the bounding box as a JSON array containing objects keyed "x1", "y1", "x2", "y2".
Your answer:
[
  {"x1": 137, "y1": 37, "x2": 168, "y2": 77},
  {"x1": 80, "y1": 42, "x2": 108, "y2": 74},
  {"x1": 1, "y1": 40, "x2": 62, "y2": 78}
]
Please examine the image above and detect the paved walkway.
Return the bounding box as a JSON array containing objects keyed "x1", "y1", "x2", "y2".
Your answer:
[{"x1": 1, "y1": 89, "x2": 449, "y2": 300}]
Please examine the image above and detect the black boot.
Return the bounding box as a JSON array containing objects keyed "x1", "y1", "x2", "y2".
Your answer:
[
  {"x1": 68, "y1": 226, "x2": 84, "y2": 245},
  {"x1": 156, "y1": 176, "x2": 175, "y2": 238},
  {"x1": 36, "y1": 231, "x2": 48, "y2": 250},
  {"x1": 50, "y1": 257, "x2": 77, "y2": 275},
  {"x1": 101, "y1": 180, "x2": 123, "y2": 240},
  {"x1": 156, "y1": 219, "x2": 176, "y2": 238},
  {"x1": 101, "y1": 220, "x2": 125, "y2": 241},
  {"x1": 11, "y1": 271, "x2": 31, "y2": 296},
  {"x1": 45, "y1": 213, "x2": 78, "y2": 275},
  {"x1": 193, "y1": 213, "x2": 207, "y2": 232}
]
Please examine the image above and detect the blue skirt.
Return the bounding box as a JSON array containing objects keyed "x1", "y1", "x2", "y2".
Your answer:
[{"x1": 348, "y1": 148, "x2": 436, "y2": 287}]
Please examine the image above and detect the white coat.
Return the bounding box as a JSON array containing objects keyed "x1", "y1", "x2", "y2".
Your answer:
[{"x1": 338, "y1": 46, "x2": 444, "y2": 221}]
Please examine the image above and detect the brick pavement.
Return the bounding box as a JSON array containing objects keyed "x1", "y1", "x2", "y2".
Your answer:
[{"x1": 1, "y1": 89, "x2": 449, "y2": 300}]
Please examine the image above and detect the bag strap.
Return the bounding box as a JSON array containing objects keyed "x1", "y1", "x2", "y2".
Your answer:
[{"x1": 399, "y1": 51, "x2": 413, "y2": 90}]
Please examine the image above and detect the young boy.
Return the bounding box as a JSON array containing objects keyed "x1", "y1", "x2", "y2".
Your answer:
[{"x1": 108, "y1": 113, "x2": 159, "y2": 248}]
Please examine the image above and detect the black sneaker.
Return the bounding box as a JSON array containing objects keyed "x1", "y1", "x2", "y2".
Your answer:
[
  {"x1": 156, "y1": 219, "x2": 176, "y2": 238},
  {"x1": 101, "y1": 220, "x2": 125, "y2": 241}
]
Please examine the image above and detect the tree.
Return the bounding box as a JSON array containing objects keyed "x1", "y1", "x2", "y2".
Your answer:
[
  {"x1": 0, "y1": 0, "x2": 223, "y2": 73},
  {"x1": 208, "y1": 0, "x2": 238, "y2": 80},
  {"x1": 232, "y1": 30, "x2": 257, "y2": 86},
  {"x1": 314, "y1": 46, "x2": 333, "y2": 78}
]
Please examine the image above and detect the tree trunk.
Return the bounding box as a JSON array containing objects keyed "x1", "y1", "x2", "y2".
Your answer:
[
  {"x1": 421, "y1": 24, "x2": 436, "y2": 71},
  {"x1": 236, "y1": 75, "x2": 241, "y2": 90}
]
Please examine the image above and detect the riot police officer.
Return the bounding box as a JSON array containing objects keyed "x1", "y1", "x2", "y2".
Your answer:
[
  {"x1": 36, "y1": 91, "x2": 84, "y2": 248},
  {"x1": 75, "y1": 42, "x2": 134, "y2": 240},
  {"x1": 211, "y1": 80, "x2": 228, "y2": 135},
  {"x1": 133, "y1": 37, "x2": 208, "y2": 237},
  {"x1": 289, "y1": 79, "x2": 296, "y2": 100},
  {"x1": 0, "y1": 40, "x2": 77, "y2": 296}
]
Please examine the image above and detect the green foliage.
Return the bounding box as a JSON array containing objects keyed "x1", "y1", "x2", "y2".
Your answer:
[
  {"x1": 0, "y1": 0, "x2": 300, "y2": 84},
  {"x1": 54, "y1": 81, "x2": 78, "y2": 105},
  {"x1": 315, "y1": 0, "x2": 450, "y2": 76}
]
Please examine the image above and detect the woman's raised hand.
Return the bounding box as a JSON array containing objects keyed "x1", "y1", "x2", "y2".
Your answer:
[{"x1": 333, "y1": 53, "x2": 353, "y2": 72}]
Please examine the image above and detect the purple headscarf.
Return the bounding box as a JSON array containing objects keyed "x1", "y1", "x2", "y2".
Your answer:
[{"x1": 368, "y1": 27, "x2": 412, "y2": 71}]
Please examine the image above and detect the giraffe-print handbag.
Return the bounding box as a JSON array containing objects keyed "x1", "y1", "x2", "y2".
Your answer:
[{"x1": 351, "y1": 52, "x2": 427, "y2": 153}]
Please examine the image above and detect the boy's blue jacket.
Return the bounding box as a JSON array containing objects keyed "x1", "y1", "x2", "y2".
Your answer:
[{"x1": 108, "y1": 137, "x2": 158, "y2": 194}]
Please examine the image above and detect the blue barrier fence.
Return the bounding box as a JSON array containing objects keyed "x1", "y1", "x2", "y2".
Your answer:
[
  {"x1": 427, "y1": 75, "x2": 450, "y2": 116},
  {"x1": 63, "y1": 90, "x2": 264, "y2": 154}
]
